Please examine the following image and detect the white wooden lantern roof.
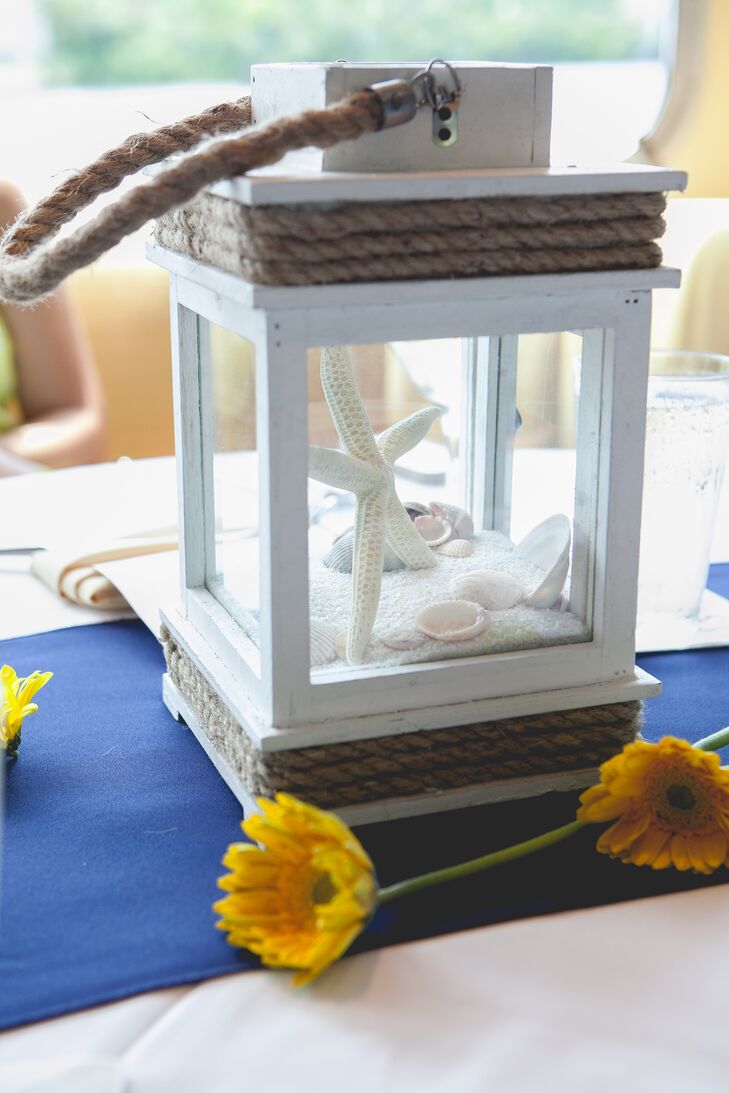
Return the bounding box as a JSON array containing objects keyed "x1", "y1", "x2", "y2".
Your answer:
[
  {"x1": 149, "y1": 162, "x2": 687, "y2": 309},
  {"x1": 208, "y1": 159, "x2": 686, "y2": 208}
]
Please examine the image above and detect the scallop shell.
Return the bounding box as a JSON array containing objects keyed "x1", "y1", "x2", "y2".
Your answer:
[
  {"x1": 449, "y1": 569, "x2": 524, "y2": 610},
  {"x1": 429, "y1": 501, "x2": 475, "y2": 539},
  {"x1": 334, "y1": 630, "x2": 349, "y2": 659},
  {"x1": 323, "y1": 530, "x2": 405, "y2": 573},
  {"x1": 322, "y1": 535, "x2": 355, "y2": 573},
  {"x1": 310, "y1": 618, "x2": 338, "y2": 666},
  {"x1": 416, "y1": 600, "x2": 491, "y2": 642},
  {"x1": 437, "y1": 538, "x2": 473, "y2": 558},
  {"x1": 515, "y1": 514, "x2": 571, "y2": 609},
  {"x1": 381, "y1": 629, "x2": 428, "y2": 651},
  {"x1": 414, "y1": 514, "x2": 452, "y2": 547}
]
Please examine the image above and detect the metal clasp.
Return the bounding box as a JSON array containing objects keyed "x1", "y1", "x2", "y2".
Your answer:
[
  {"x1": 410, "y1": 60, "x2": 462, "y2": 148},
  {"x1": 370, "y1": 59, "x2": 463, "y2": 144},
  {"x1": 409, "y1": 59, "x2": 463, "y2": 111}
]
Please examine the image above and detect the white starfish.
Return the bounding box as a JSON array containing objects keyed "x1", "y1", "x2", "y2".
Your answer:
[{"x1": 309, "y1": 345, "x2": 443, "y2": 664}]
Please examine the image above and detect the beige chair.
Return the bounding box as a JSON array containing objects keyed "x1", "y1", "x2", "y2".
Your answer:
[
  {"x1": 68, "y1": 263, "x2": 174, "y2": 460},
  {"x1": 668, "y1": 226, "x2": 729, "y2": 355}
]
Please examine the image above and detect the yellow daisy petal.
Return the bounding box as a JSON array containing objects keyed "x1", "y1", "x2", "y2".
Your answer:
[
  {"x1": 689, "y1": 832, "x2": 727, "y2": 872},
  {"x1": 0, "y1": 665, "x2": 18, "y2": 688},
  {"x1": 669, "y1": 833, "x2": 693, "y2": 871},
  {"x1": 651, "y1": 843, "x2": 674, "y2": 869},
  {"x1": 2, "y1": 664, "x2": 52, "y2": 756},
  {"x1": 577, "y1": 786, "x2": 628, "y2": 823},
  {"x1": 625, "y1": 825, "x2": 671, "y2": 867},
  {"x1": 16, "y1": 670, "x2": 53, "y2": 706},
  {"x1": 596, "y1": 810, "x2": 650, "y2": 856}
]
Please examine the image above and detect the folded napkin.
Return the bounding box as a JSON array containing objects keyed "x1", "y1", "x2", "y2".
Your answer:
[{"x1": 31, "y1": 535, "x2": 178, "y2": 611}]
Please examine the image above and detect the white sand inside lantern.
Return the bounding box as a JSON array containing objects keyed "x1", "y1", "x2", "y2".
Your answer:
[{"x1": 308, "y1": 529, "x2": 590, "y2": 673}]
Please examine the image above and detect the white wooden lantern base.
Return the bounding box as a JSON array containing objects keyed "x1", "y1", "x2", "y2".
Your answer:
[
  {"x1": 161, "y1": 608, "x2": 658, "y2": 825},
  {"x1": 164, "y1": 673, "x2": 603, "y2": 826}
]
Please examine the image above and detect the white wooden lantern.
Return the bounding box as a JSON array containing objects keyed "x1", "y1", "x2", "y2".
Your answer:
[{"x1": 150, "y1": 63, "x2": 687, "y2": 823}]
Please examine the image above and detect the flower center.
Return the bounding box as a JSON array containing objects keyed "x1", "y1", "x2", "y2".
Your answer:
[
  {"x1": 665, "y1": 783, "x2": 697, "y2": 811},
  {"x1": 311, "y1": 873, "x2": 337, "y2": 906},
  {"x1": 647, "y1": 764, "x2": 716, "y2": 831}
]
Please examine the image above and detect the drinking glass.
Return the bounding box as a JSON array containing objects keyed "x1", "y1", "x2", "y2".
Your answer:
[{"x1": 637, "y1": 350, "x2": 729, "y2": 649}]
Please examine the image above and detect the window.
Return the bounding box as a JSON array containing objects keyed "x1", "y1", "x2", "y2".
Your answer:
[{"x1": 4, "y1": 0, "x2": 677, "y2": 205}]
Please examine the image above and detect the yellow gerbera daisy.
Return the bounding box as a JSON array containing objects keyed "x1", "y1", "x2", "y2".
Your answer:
[
  {"x1": 214, "y1": 793, "x2": 377, "y2": 986},
  {"x1": 578, "y1": 736, "x2": 729, "y2": 873},
  {"x1": 1, "y1": 664, "x2": 53, "y2": 759}
]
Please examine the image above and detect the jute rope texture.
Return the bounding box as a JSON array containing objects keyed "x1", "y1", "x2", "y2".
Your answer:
[
  {"x1": 175, "y1": 189, "x2": 668, "y2": 239},
  {"x1": 163, "y1": 629, "x2": 641, "y2": 808},
  {"x1": 154, "y1": 186, "x2": 666, "y2": 286},
  {"x1": 0, "y1": 90, "x2": 383, "y2": 303}
]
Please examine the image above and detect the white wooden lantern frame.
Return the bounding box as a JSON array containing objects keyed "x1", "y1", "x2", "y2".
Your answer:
[
  {"x1": 146, "y1": 151, "x2": 686, "y2": 822},
  {"x1": 152, "y1": 242, "x2": 679, "y2": 757}
]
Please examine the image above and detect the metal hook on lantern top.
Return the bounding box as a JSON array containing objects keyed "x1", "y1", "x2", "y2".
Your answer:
[
  {"x1": 370, "y1": 59, "x2": 463, "y2": 142},
  {"x1": 418, "y1": 59, "x2": 463, "y2": 110}
]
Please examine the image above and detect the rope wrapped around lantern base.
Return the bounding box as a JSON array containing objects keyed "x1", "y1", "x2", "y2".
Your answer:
[
  {"x1": 154, "y1": 189, "x2": 666, "y2": 286},
  {"x1": 162, "y1": 626, "x2": 641, "y2": 812}
]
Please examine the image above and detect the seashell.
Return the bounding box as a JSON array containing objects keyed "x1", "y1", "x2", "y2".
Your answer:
[
  {"x1": 449, "y1": 569, "x2": 524, "y2": 610},
  {"x1": 322, "y1": 536, "x2": 355, "y2": 572},
  {"x1": 416, "y1": 600, "x2": 491, "y2": 642},
  {"x1": 437, "y1": 538, "x2": 473, "y2": 558},
  {"x1": 515, "y1": 514, "x2": 571, "y2": 609},
  {"x1": 323, "y1": 530, "x2": 405, "y2": 573},
  {"x1": 414, "y1": 514, "x2": 452, "y2": 548},
  {"x1": 429, "y1": 501, "x2": 474, "y2": 539},
  {"x1": 381, "y1": 629, "x2": 428, "y2": 651},
  {"x1": 525, "y1": 580, "x2": 570, "y2": 611},
  {"x1": 404, "y1": 501, "x2": 431, "y2": 520},
  {"x1": 334, "y1": 630, "x2": 349, "y2": 659},
  {"x1": 310, "y1": 618, "x2": 338, "y2": 666}
]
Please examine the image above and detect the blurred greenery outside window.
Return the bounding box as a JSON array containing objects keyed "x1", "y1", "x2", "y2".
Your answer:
[
  {"x1": 2, "y1": 1, "x2": 675, "y2": 245},
  {"x1": 35, "y1": 0, "x2": 669, "y2": 84}
]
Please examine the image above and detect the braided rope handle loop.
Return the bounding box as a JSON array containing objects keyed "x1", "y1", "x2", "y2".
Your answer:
[
  {"x1": 0, "y1": 89, "x2": 384, "y2": 304},
  {"x1": 4, "y1": 97, "x2": 254, "y2": 258}
]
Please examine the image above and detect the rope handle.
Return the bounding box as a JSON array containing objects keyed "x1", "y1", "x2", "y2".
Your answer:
[
  {"x1": 0, "y1": 82, "x2": 421, "y2": 305},
  {"x1": 4, "y1": 96, "x2": 255, "y2": 259}
]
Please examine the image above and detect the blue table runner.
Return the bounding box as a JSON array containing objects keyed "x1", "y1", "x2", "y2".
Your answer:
[{"x1": 2, "y1": 565, "x2": 729, "y2": 1029}]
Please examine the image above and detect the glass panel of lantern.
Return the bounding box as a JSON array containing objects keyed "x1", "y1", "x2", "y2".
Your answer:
[
  {"x1": 305, "y1": 331, "x2": 598, "y2": 680},
  {"x1": 203, "y1": 319, "x2": 262, "y2": 679}
]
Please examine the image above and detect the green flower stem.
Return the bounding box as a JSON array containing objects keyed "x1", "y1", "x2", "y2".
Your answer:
[
  {"x1": 378, "y1": 819, "x2": 584, "y2": 904},
  {"x1": 694, "y1": 726, "x2": 729, "y2": 752}
]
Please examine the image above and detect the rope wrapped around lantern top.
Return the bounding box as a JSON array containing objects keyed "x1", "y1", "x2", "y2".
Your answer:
[
  {"x1": 155, "y1": 189, "x2": 666, "y2": 287},
  {"x1": 0, "y1": 73, "x2": 666, "y2": 304}
]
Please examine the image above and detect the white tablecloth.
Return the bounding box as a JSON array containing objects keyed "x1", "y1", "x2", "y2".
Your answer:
[
  {"x1": 2, "y1": 458, "x2": 729, "y2": 1092},
  {"x1": 2, "y1": 886, "x2": 729, "y2": 1093}
]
